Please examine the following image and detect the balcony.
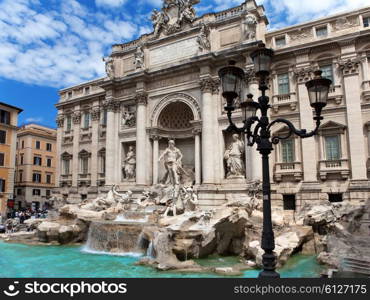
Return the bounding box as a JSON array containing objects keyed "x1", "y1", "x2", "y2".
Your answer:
[
  {"x1": 319, "y1": 159, "x2": 350, "y2": 180},
  {"x1": 60, "y1": 174, "x2": 72, "y2": 187},
  {"x1": 274, "y1": 162, "x2": 303, "y2": 182},
  {"x1": 97, "y1": 173, "x2": 106, "y2": 186},
  {"x1": 271, "y1": 93, "x2": 297, "y2": 113},
  {"x1": 327, "y1": 85, "x2": 343, "y2": 105},
  {"x1": 78, "y1": 173, "x2": 91, "y2": 187}
]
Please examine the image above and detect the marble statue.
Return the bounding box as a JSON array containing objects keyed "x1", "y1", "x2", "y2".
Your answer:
[
  {"x1": 152, "y1": 9, "x2": 168, "y2": 37},
  {"x1": 179, "y1": 1, "x2": 196, "y2": 23},
  {"x1": 224, "y1": 134, "x2": 245, "y2": 178},
  {"x1": 158, "y1": 140, "x2": 184, "y2": 186},
  {"x1": 197, "y1": 23, "x2": 210, "y2": 51},
  {"x1": 102, "y1": 56, "x2": 114, "y2": 79},
  {"x1": 121, "y1": 111, "x2": 135, "y2": 127},
  {"x1": 134, "y1": 46, "x2": 145, "y2": 69},
  {"x1": 182, "y1": 186, "x2": 198, "y2": 212},
  {"x1": 243, "y1": 13, "x2": 257, "y2": 40},
  {"x1": 123, "y1": 146, "x2": 136, "y2": 180}
]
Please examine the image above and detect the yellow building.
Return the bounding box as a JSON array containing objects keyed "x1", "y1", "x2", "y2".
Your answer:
[
  {"x1": 0, "y1": 102, "x2": 22, "y2": 218},
  {"x1": 14, "y1": 124, "x2": 57, "y2": 211}
]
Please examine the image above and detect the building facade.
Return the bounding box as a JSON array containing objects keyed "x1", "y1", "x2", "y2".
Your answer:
[
  {"x1": 0, "y1": 102, "x2": 22, "y2": 218},
  {"x1": 55, "y1": 0, "x2": 370, "y2": 210},
  {"x1": 14, "y1": 124, "x2": 57, "y2": 211}
]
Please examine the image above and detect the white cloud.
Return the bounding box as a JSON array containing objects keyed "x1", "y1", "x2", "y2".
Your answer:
[
  {"x1": 0, "y1": 0, "x2": 140, "y2": 88},
  {"x1": 25, "y1": 117, "x2": 43, "y2": 123},
  {"x1": 95, "y1": 0, "x2": 127, "y2": 8}
]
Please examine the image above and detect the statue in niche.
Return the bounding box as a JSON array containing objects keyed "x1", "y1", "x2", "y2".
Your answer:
[
  {"x1": 197, "y1": 23, "x2": 210, "y2": 52},
  {"x1": 224, "y1": 134, "x2": 245, "y2": 178},
  {"x1": 102, "y1": 56, "x2": 114, "y2": 79},
  {"x1": 243, "y1": 13, "x2": 257, "y2": 40},
  {"x1": 134, "y1": 46, "x2": 145, "y2": 69},
  {"x1": 151, "y1": 9, "x2": 168, "y2": 37},
  {"x1": 122, "y1": 146, "x2": 136, "y2": 180},
  {"x1": 121, "y1": 111, "x2": 136, "y2": 128},
  {"x1": 158, "y1": 140, "x2": 184, "y2": 186}
]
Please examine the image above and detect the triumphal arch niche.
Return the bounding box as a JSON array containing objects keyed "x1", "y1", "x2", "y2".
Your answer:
[
  {"x1": 57, "y1": 0, "x2": 265, "y2": 207},
  {"x1": 150, "y1": 93, "x2": 202, "y2": 187}
]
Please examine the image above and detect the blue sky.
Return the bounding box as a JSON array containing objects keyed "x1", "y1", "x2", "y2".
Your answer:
[{"x1": 0, "y1": 0, "x2": 369, "y2": 128}]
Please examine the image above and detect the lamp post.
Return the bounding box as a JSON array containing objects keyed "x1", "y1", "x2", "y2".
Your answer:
[{"x1": 218, "y1": 43, "x2": 332, "y2": 278}]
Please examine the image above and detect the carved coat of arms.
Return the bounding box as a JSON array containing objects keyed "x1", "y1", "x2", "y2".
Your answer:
[{"x1": 151, "y1": 0, "x2": 199, "y2": 38}]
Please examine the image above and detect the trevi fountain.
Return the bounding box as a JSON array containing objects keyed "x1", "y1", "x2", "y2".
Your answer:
[{"x1": 2, "y1": 0, "x2": 370, "y2": 278}]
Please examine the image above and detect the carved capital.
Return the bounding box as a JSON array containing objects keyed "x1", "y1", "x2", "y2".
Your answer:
[
  {"x1": 135, "y1": 92, "x2": 148, "y2": 105},
  {"x1": 192, "y1": 128, "x2": 202, "y2": 135},
  {"x1": 103, "y1": 99, "x2": 120, "y2": 112},
  {"x1": 245, "y1": 68, "x2": 258, "y2": 84},
  {"x1": 151, "y1": 135, "x2": 161, "y2": 141},
  {"x1": 91, "y1": 107, "x2": 101, "y2": 121},
  {"x1": 56, "y1": 115, "x2": 65, "y2": 128},
  {"x1": 293, "y1": 66, "x2": 316, "y2": 84},
  {"x1": 200, "y1": 77, "x2": 219, "y2": 94},
  {"x1": 337, "y1": 58, "x2": 361, "y2": 75},
  {"x1": 72, "y1": 111, "x2": 81, "y2": 124}
]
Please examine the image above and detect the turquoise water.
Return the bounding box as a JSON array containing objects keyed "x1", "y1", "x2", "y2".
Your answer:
[{"x1": 0, "y1": 241, "x2": 323, "y2": 278}]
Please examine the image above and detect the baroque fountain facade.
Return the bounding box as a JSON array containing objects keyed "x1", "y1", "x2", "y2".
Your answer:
[{"x1": 6, "y1": 0, "x2": 369, "y2": 276}]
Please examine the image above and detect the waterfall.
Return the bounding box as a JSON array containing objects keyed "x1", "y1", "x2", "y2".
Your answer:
[
  {"x1": 82, "y1": 221, "x2": 145, "y2": 256},
  {"x1": 146, "y1": 241, "x2": 155, "y2": 258}
]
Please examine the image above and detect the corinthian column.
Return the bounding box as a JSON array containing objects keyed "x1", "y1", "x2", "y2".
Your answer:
[
  {"x1": 90, "y1": 106, "x2": 100, "y2": 187},
  {"x1": 135, "y1": 92, "x2": 148, "y2": 185},
  {"x1": 55, "y1": 114, "x2": 65, "y2": 187},
  {"x1": 200, "y1": 77, "x2": 217, "y2": 184},
  {"x1": 72, "y1": 109, "x2": 81, "y2": 187},
  {"x1": 338, "y1": 57, "x2": 367, "y2": 180},
  {"x1": 152, "y1": 135, "x2": 160, "y2": 185},
  {"x1": 104, "y1": 98, "x2": 119, "y2": 185}
]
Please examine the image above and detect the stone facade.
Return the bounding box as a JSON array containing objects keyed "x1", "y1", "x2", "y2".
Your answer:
[
  {"x1": 55, "y1": 0, "x2": 370, "y2": 209},
  {"x1": 0, "y1": 102, "x2": 22, "y2": 218},
  {"x1": 14, "y1": 124, "x2": 57, "y2": 210}
]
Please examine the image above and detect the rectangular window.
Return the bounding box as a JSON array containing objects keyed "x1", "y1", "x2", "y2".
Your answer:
[
  {"x1": 63, "y1": 159, "x2": 70, "y2": 175},
  {"x1": 85, "y1": 87, "x2": 90, "y2": 94},
  {"x1": 21, "y1": 140, "x2": 25, "y2": 148},
  {"x1": 46, "y1": 174, "x2": 52, "y2": 184},
  {"x1": 316, "y1": 26, "x2": 328, "y2": 37},
  {"x1": 0, "y1": 110, "x2": 10, "y2": 125},
  {"x1": 47, "y1": 158, "x2": 52, "y2": 167},
  {"x1": 0, "y1": 179, "x2": 6, "y2": 192},
  {"x1": 321, "y1": 65, "x2": 334, "y2": 83},
  {"x1": 46, "y1": 143, "x2": 52, "y2": 151},
  {"x1": 19, "y1": 171, "x2": 23, "y2": 182},
  {"x1": 325, "y1": 135, "x2": 341, "y2": 161},
  {"x1": 20, "y1": 155, "x2": 24, "y2": 165},
  {"x1": 17, "y1": 189, "x2": 22, "y2": 196},
  {"x1": 33, "y1": 156, "x2": 42, "y2": 166},
  {"x1": 281, "y1": 139, "x2": 295, "y2": 163},
  {"x1": 0, "y1": 153, "x2": 4, "y2": 166},
  {"x1": 0, "y1": 130, "x2": 6, "y2": 144},
  {"x1": 364, "y1": 17, "x2": 370, "y2": 28},
  {"x1": 66, "y1": 116, "x2": 72, "y2": 131},
  {"x1": 81, "y1": 157, "x2": 89, "y2": 174},
  {"x1": 275, "y1": 36, "x2": 286, "y2": 47},
  {"x1": 83, "y1": 113, "x2": 90, "y2": 129},
  {"x1": 46, "y1": 190, "x2": 51, "y2": 197},
  {"x1": 278, "y1": 73, "x2": 290, "y2": 95},
  {"x1": 32, "y1": 173, "x2": 41, "y2": 183},
  {"x1": 32, "y1": 189, "x2": 41, "y2": 196},
  {"x1": 283, "y1": 195, "x2": 296, "y2": 211},
  {"x1": 35, "y1": 141, "x2": 41, "y2": 149},
  {"x1": 68, "y1": 91, "x2": 72, "y2": 99}
]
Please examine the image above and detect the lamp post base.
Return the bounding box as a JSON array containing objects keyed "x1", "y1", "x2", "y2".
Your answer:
[{"x1": 258, "y1": 270, "x2": 281, "y2": 278}]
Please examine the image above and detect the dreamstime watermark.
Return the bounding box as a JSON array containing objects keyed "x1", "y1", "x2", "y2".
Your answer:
[{"x1": 2, "y1": 281, "x2": 128, "y2": 298}]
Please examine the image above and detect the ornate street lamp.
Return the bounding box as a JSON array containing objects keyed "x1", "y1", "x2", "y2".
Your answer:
[{"x1": 218, "y1": 43, "x2": 331, "y2": 278}]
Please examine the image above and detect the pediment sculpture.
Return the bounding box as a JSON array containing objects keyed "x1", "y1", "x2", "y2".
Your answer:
[{"x1": 151, "y1": 0, "x2": 199, "y2": 38}]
